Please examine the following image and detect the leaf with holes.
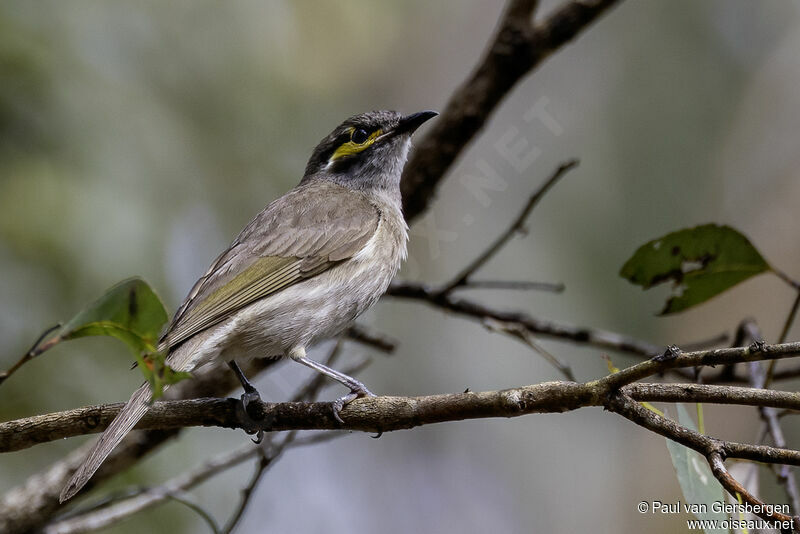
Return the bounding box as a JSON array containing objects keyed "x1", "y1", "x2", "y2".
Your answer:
[{"x1": 620, "y1": 224, "x2": 770, "y2": 314}]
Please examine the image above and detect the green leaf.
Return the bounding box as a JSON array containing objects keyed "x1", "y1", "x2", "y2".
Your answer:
[
  {"x1": 135, "y1": 351, "x2": 192, "y2": 400},
  {"x1": 5, "y1": 277, "x2": 191, "y2": 398},
  {"x1": 665, "y1": 404, "x2": 727, "y2": 531},
  {"x1": 30, "y1": 277, "x2": 168, "y2": 356},
  {"x1": 620, "y1": 224, "x2": 770, "y2": 314}
]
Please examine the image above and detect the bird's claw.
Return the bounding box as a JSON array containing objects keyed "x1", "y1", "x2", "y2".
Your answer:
[
  {"x1": 331, "y1": 386, "x2": 375, "y2": 424},
  {"x1": 251, "y1": 430, "x2": 265, "y2": 444},
  {"x1": 235, "y1": 389, "x2": 271, "y2": 441}
]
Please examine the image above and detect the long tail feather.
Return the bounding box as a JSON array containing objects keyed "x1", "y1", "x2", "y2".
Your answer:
[{"x1": 59, "y1": 383, "x2": 152, "y2": 502}]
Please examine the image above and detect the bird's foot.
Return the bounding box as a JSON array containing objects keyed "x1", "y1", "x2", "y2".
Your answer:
[
  {"x1": 330, "y1": 385, "x2": 375, "y2": 424},
  {"x1": 236, "y1": 388, "x2": 270, "y2": 444}
]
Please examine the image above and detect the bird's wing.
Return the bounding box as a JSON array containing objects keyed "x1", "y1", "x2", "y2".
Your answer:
[{"x1": 161, "y1": 181, "x2": 380, "y2": 352}]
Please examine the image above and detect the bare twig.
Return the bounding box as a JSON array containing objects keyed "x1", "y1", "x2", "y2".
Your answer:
[
  {"x1": 735, "y1": 319, "x2": 800, "y2": 516},
  {"x1": 459, "y1": 279, "x2": 565, "y2": 292},
  {"x1": 0, "y1": 322, "x2": 62, "y2": 387},
  {"x1": 43, "y1": 441, "x2": 259, "y2": 534},
  {"x1": 765, "y1": 289, "x2": 800, "y2": 387},
  {"x1": 772, "y1": 267, "x2": 800, "y2": 292},
  {"x1": 401, "y1": 0, "x2": 622, "y2": 222},
  {"x1": 483, "y1": 317, "x2": 576, "y2": 380},
  {"x1": 43, "y1": 430, "x2": 347, "y2": 534},
  {"x1": 779, "y1": 291, "x2": 800, "y2": 344},
  {"x1": 751, "y1": 362, "x2": 800, "y2": 516},
  {"x1": 163, "y1": 493, "x2": 221, "y2": 534},
  {"x1": 344, "y1": 324, "x2": 397, "y2": 353},
  {"x1": 387, "y1": 280, "x2": 663, "y2": 356},
  {"x1": 606, "y1": 392, "x2": 799, "y2": 528},
  {"x1": 708, "y1": 453, "x2": 797, "y2": 530},
  {"x1": 440, "y1": 160, "x2": 578, "y2": 294},
  {"x1": 219, "y1": 434, "x2": 289, "y2": 534},
  {"x1": 591, "y1": 341, "x2": 800, "y2": 392},
  {"x1": 0, "y1": 357, "x2": 278, "y2": 534}
]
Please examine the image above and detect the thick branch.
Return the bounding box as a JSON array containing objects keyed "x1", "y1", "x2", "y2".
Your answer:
[
  {"x1": 0, "y1": 382, "x2": 594, "y2": 451},
  {"x1": 5, "y1": 341, "x2": 800, "y2": 532},
  {"x1": 0, "y1": 358, "x2": 276, "y2": 534},
  {"x1": 606, "y1": 392, "x2": 800, "y2": 528},
  {"x1": 400, "y1": 0, "x2": 622, "y2": 221},
  {"x1": 9, "y1": 364, "x2": 800, "y2": 454}
]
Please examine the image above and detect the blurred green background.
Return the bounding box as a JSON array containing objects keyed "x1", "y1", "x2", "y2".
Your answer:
[{"x1": 2, "y1": 1, "x2": 800, "y2": 532}]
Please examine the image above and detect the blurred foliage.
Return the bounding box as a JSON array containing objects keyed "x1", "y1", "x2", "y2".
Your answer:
[{"x1": 0, "y1": 13, "x2": 52, "y2": 156}]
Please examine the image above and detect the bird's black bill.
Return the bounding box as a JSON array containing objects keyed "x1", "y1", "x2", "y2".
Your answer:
[{"x1": 395, "y1": 110, "x2": 438, "y2": 135}]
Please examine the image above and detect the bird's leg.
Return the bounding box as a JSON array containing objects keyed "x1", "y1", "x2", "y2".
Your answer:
[
  {"x1": 227, "y1": 359, "x2": 266, "y2": 443},
  {"x1": 287, "y1": 346, "x2": 375, "y2": 424}
]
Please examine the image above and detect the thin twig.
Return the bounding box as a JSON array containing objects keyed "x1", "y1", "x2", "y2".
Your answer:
[
  {"x1": 765, "y1": 289, "x2": 800, "y2": 387},
  {"x1": 164, "y1": 492, "x2": 221, "y2": 534},
  {"x1": 606, "y1": 392, "x2": 800, "y2": 528},
  {"x1": 43, "y1": 441, "x2": 259, "y2": 534},
  {"x1": 772, "y1": 267, "x2": 800, "y2": 291},
  {"x1": 440, "y1": 160, "x2": 578, "y2": 294},
  {"x1": 220, "y1": 434, "x2": 285, "y2": 534},
  {"x1": 483, "y1": 317, "x2": 575, "y2": 380},
  {"x1": 750, "y1": 361, "x2": 800, "y2": 516},
  {"x1": 779, "y1": 291, "x2": 800, "y2": 344},
  {"x1": 387, "y1": 280, "x2": 663, "y2": 356},
  {"x1": 44, "y1": 430, "x2": 347, "y2": 534},
  {"x1": 344, "y1": 324, "x2": 398, "y2": 353},
  {"x1": 459, "y1": 280, "x2": 565, "y2": 293},
  {"x1": 0, "y1": 323, "x2": 62, "y2": 386},
  {"x1": 708, "y1": 453, "x2": 798, "y2": 530},
  {"x1": 737, "y1": 320, "x2": 800, "y2": 516}
]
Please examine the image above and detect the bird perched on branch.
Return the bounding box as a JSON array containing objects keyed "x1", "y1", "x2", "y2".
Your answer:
[{"x1": 60, "y1": 109, "x2": 437, "y2": 502}]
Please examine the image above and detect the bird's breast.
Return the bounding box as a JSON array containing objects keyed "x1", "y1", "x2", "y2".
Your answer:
[{"x1": 221, "y1": 199, "x2": 407, "y2": 359}]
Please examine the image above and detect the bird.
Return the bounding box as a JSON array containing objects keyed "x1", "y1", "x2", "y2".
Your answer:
[{"x1": 60, "y1": 109, "x2": 437, "y2": 502}]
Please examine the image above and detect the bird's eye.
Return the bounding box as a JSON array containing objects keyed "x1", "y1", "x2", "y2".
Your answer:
[{"x1": 351, "y1": 128, "x2": 369, "y2": 144}]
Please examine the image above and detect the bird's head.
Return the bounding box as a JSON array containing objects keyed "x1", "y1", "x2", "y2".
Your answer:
[{"x1": 301, "y1": 110, "x2": 437, "y2": 194}]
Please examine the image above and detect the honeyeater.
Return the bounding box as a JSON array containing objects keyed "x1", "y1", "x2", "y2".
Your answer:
[{"x1": 60, "y1": 109, "x2": 437, "y2": 502}]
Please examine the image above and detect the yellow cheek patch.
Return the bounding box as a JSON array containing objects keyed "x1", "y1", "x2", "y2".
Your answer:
[{"x1": 330, "y1": 128, "x2": 383, "y2": 161}]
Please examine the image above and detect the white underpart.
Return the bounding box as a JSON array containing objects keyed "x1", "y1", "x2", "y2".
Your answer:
[{"x1": 169, "y1": 200, "x2": 408, "y2": 373}]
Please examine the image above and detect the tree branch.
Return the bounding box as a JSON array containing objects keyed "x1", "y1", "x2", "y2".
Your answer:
[
  {"x1": 400, "y1": 0, "x2": 622, "y2": 222},
  {"x1": 6, "y1": 341, "x2": 800, "y2": 453},
  {"x1": 606, "y1": 392, "x2": 800, "y2": 528},
  {"x1": 5, "y1": 340, "x2": 800, "y2": 532},
  {"x1": 0, "y1": 357, "x2": 276, "y2": 534},
  {"x1": 389, "y1": 280, "x2": 684, "y2": 357},
  {"x1": 440, "y1": 159, "x2": 578, "y2": 294}
]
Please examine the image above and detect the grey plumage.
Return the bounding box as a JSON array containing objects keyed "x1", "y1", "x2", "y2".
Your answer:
[{"x1": 60, "y1": 109, "x2": 435, "y2": 502}]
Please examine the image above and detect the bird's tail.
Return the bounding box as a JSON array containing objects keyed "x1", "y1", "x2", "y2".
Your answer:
[{"x1": 59, "y1": 382, "x2": 152, "y2": 502}]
